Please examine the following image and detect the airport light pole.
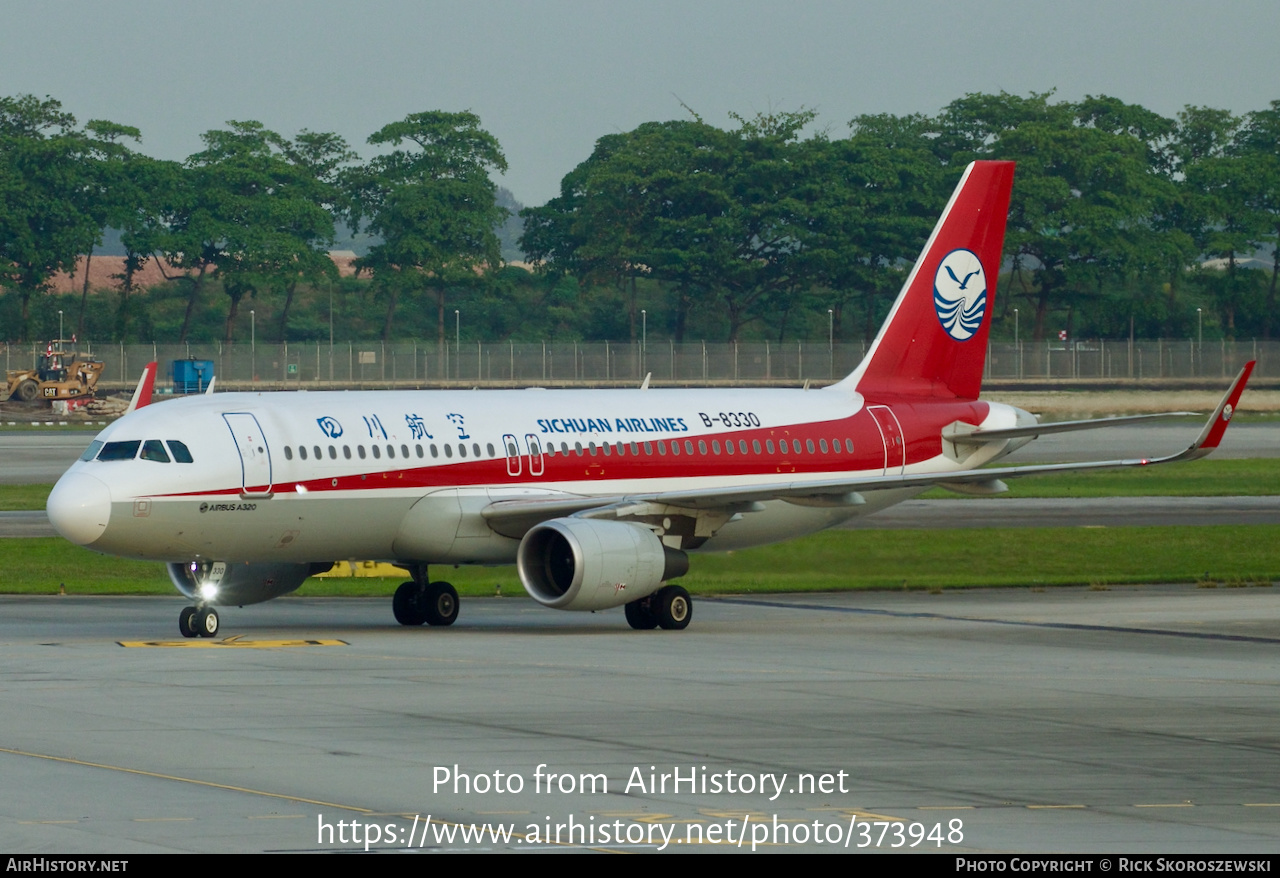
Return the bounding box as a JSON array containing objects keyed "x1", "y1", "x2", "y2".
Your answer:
[
  {"x1": 1197, "y1": 308, "x2": 1203, "y2": 376},
  {"x1": 1014, "y1": 308, "x2": 1020, "y2": 379},
  {"x1": 58, "y1": 310, "x2": 63, "y2": 342},
  {"x1": 251, "y1": 310, "x2": 255, "y2": 382},
  {"x1": 641, "y1": 309, "x2": 647, "y2": 374},
  {"x1": 455, "y1": 310, "x2": 460, "y2": 380},
  {"x1": 828, "y1": 309, "x2": 834, "y2": 377}
]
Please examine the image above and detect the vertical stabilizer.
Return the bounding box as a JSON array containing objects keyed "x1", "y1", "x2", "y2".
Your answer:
[
  {"x1": 831, "y1": 161, "x2": 1014, "y2": 400},
  {"x1": 124, "y1": 362, "x2": 158, "y2": 414}
]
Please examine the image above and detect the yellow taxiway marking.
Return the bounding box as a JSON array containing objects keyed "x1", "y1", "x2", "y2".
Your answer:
[
  {"x1": 1134, "y1": 803, "x2": 1194, "y2": 808},
  {"x1": 0, "y1": 746, "x2": 376, "y2": 813},
  {"x1": 1027, "y1": 804, "x2": 1087, "y2": 809},
  {"x1": 133, "y1": 817, "x2": 194, "y2": 822},
  {"x1": 117, "y1": 639, "x2": 348, "y2": 648},
  {"x1": 1244, "y1": 803, "x2": 1280, "y2": 807},
  {"x1": 247, "y1": 814, "x2": 306, "y2": 820},
  {"x1": 916, "y1": 806, "x2": 975, "y2": 811},
  {"x1": 0, "y1": 747, "x2": 557, "y2": 850}
]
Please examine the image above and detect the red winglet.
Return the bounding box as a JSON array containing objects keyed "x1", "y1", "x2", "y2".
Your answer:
[{"x1": 1162, "y1": 360, "x2": 1254, "y2": 463}]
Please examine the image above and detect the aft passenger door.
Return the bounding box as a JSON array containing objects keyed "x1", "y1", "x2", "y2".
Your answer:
[
  {"x1": 867, "y1": 405, "x2": 905, "y2": 476},
  {"x1": 223, "y1": 412, "x2": 274, "y2": 497}
]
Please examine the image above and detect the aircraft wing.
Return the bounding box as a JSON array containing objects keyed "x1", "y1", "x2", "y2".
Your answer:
[
  {"x1": 941, "y1": 411, "x2": 1198, "y2": 444},
  {"x1": 483, "y1": 361, "x2": 1253, "y2": 533}
]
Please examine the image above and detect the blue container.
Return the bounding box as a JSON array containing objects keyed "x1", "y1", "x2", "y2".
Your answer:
[{"x1": 173, "y1": 359, "x2": 214, "y2": 393}]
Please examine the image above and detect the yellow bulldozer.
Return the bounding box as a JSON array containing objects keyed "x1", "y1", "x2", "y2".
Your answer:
[{"x1": 2, "y1": 340, "x2": 104, "y2": 404}]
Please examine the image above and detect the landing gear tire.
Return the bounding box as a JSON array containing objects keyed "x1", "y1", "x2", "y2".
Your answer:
[
  {"x1": 424, "y1": 581, "x2": 459, "y2": 627},
  {"x1": 654, "y1": 585, "x2": 692, "y2": 630},
  {"x1": 625, "y1": 598, "x2": 658, "y2": 630},
  {"x1": 195, "y1": 607, "x2": 219, "y2": 638},
  {"x1": 393, "y1": 581, "x2": 427, "y2": 626},
  {"x1": 16, "y1": 379, "x2": 38, "y2": 402},
  {"x1": 179, "y1": 606, "x2": 198, "y2": 638}
]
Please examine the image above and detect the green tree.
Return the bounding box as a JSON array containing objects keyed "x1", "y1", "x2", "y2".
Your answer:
[
  {"x1": 1231, "y1": 102, "x2": 1280, "y2": 337},
  {"x1": 939, "y1": 92, "x2": 1174, "y2": 340},
  {"x1": 159, "y1": 121, "x2": 340, "y2": 342},
  {"x1": 0, "y1": 95, "x2": 117, "y2": 341},
  {"x1": 351, "y1": 111, "x2": 508, "y2": 343},
  {"x1": 810, "y1": 114, "x2": 945, "y2": 342},
  {"x1": 525, "y1": 111, "x2": 826, "y2": 343}
]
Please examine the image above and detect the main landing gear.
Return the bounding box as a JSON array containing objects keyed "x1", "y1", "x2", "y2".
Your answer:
[
  {"x1": 393, "y1": 566, "x2": 459, "y2": 628},
  {"x1": 178, "y1": 605, "x2": 220, "y2": 638},
  {"x1": 625, "y1": 585, "x2": 692, "y2": 631}
]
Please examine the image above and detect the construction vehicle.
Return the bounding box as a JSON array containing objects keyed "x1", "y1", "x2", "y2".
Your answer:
[{"x1": 2, "y1": 340, "x2": 104, "y2": 404}]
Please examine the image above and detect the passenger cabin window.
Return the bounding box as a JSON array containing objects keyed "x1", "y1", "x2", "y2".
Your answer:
[{"x1": 284, "y1": 446, "x2": 294, "y2": 460}]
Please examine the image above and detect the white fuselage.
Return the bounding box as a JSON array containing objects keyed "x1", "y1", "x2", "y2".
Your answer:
[{"x1": 47, "y1": 385, "x2": 1024, "y2": 566}]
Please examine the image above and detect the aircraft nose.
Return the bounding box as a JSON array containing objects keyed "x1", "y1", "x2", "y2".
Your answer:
[{"x1": 47, "y1": 472, "x2": 112, "y2": 546}]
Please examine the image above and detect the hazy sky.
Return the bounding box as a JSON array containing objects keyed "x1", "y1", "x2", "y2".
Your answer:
[{"x1": 2, "y1": 0, "x2": 1274, "y2": 205}]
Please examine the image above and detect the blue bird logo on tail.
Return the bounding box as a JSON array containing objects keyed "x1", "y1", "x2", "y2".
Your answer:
[{"x1": 933, "y1": 249, "x2": 987, "y2": 341}]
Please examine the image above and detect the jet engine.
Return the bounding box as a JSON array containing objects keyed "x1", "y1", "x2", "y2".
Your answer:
[
  {"x1": 167, "y1": 560, "x2": 332, "y2": 606},
  {"x1": 516, "y1": 518, "x2": 689, "y2": 611}
]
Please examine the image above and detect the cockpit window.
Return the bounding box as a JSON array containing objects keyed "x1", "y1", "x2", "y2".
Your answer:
[
  {"x1": 167, "y1": 440, "x2": 193, "y2": 463},
  {"x1": 97, "y1": 440, "x2": 141, "y2": 461},
  {"x1": 79, "y1": 440, "x2": 103, "y2": 462},
  {"x1": 140, "y1": 440, "x2": 170, "y2": 463}
]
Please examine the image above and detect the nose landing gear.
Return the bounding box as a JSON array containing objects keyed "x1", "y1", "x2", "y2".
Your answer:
[{"x1": 179, "y1": 605, "x2": 220, "y2": 638}]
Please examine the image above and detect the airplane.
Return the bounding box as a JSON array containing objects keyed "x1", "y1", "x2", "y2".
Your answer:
[{"x1": 45, "y1": 160, "x2": 1254, "y2": 638}]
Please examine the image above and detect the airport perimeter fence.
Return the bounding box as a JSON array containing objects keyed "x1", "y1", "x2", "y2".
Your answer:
[{"x1": 1, "y1": 338, "x2": 1273, "y2": 390}]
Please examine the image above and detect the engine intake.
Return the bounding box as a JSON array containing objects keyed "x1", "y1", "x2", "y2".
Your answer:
[{"x1": 517, "y1": 518, "x2": 688, "y2": 611}]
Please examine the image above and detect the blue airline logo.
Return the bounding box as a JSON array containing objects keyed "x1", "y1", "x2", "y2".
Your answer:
[{"x1": 933, "y1": 248, "x2": 987, "y2": 342}]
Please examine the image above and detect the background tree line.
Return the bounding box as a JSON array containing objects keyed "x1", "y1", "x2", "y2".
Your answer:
[{"x1": 2, "y1": 92, "x2": 1278, "y2": 346}]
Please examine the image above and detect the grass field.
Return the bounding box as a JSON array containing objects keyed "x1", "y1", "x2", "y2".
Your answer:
[
  {"x1": 5, "y1": 525, "x2": 1275, "y2": 598},
  {"x1": 7, "y1": 456, "x2": 1275, "y2": 598}
]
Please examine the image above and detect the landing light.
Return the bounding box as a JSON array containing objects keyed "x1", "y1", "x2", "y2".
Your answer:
[
  {"x1": 199, "y1": 583, "x2": 219, "y2": 601},
  {"x1": 295, "y1": 484, "x2": 308, "y2": 493}
]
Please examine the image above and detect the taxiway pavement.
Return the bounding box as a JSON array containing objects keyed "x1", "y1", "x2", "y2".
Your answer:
[{"x1": 2, "y1": 589, "x2": 1280, "y2": 853}]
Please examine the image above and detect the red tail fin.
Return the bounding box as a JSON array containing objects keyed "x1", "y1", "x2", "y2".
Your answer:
[
  {"x1": 834, "y1": 161, "x2": 1014, "y2": 400},
  {"x1": 125, "y1": 362, "x2": 157, "y2": 413}
]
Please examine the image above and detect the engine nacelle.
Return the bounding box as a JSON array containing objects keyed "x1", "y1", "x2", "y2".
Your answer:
[
  {"x1": 517, "y1": 518, "x2": 689, "y2": 611},
  {"x1": 167, "y1": 560, "x2": 331, "y2": 606}
]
